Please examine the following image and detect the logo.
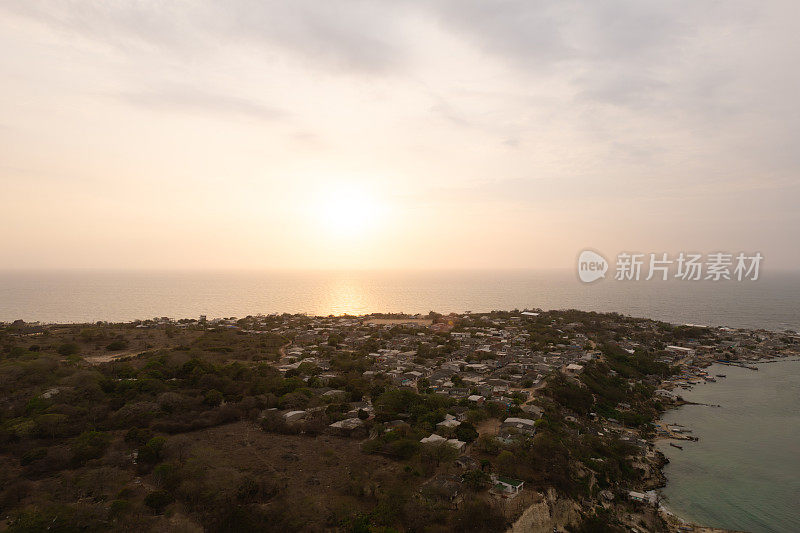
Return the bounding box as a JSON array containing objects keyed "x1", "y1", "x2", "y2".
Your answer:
[
  {"x1": 576, "y1": 250, "x2": 762, "y2": 282},
  {"x1": 577, "y1": 250, "x2": 608, "y2": 283}
]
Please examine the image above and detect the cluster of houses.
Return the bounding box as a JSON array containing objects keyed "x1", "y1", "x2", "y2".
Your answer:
[{"x1": 118, "y1": 311, "x2": 800, "y2": 511}]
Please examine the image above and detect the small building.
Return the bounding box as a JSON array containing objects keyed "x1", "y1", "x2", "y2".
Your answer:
[
  {"x1": 565, "y1": 363, "x2": 584, "y2": 374},
  {"x1": 665, "y1": 346, "x2": 696, "y2": 357},
  {"x1": 421, "y1": 434, "x2": 466, "y2": 452},
  {"x1": 492, "y1": 476, "x2": 524, "y2": 498},
  {"x1": 436, "y1": 418, "x2": 461, "y2": 430},
  {"x1": 420, "y1": 434, "x2": 447, "y2": 445},
  {"x1": 446, "y1": 439, "x2": 467, "y2": 453},
  {"x1": 520, "y1": 404, "x2": 543, "y2": 418},
  {"x1": 501, "y1": 417, "x2": 537, "y2": 436},
  {"x1": 628, "y1": 490, "x2": 658, "y2": 504}
]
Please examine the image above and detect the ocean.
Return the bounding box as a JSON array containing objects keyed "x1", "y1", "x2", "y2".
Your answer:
[
  {"x1": 657, "y1": 361, "x2": 800, "y2": 533},
  {"x1": 0, "y1": 269, "x2": 798, "y2": 330}
]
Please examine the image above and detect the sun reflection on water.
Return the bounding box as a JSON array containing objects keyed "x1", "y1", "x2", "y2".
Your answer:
[{"x1": 323, "y1": 277, "x2": 369, "y2": 316}]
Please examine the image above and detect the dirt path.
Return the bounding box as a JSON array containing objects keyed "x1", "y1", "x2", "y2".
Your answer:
[
  {"x1": 83, "y1": 350, "x2": 140, "y2": 364},
  {"x1": 477, "y1": 418, "x2": 500, "y2": 436},
  {"x1": 278, "y1": 340, "x2": 291, "y2": 359}
]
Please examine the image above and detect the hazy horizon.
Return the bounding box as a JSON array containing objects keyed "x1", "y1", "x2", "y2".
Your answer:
[{"x1": 2, "y1": 1, "x2": 799, "y2": 271}]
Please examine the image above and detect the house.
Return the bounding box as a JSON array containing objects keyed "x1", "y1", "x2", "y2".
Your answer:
[
  {"x1": 446, "y1": 439, "x2": 467, "y2": 453},
  {"x1": 491, "y1": 475, "x2": 524, "y2": 498},
  {"x1": 565, "y1": 363, "x2": 584, "y2": 375},
  {"x1": 501, "y1": 417, "x2": 537, "y2": 436},
  {"x1": 436, "y1": 418, "x2": 461, "y2": 430},
  {"x1": 467, "y1": 394, "x2": 485, "y2": 405},
  {"x1": 665, "y1": 345, "x2": 695, "y2": 356},
  {"x1": 420, "y1": 434, "x2": 447, "y2": 445},
  {"x1": 628, "y1": 490, "x2": 658, "y2": 504},
  {"x1": 420, "y1": 434, "x2": 466, "y2": 452},
  {"x1": 520, "y1": 404, "x2": 543, "y2": 418}
]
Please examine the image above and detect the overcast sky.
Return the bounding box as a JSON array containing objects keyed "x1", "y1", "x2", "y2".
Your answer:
[{"x1": 1, "y1": 1, "x2": 798, "y2": 270}]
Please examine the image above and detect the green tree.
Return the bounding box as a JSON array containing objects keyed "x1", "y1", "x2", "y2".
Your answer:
[{"x1": 72, "y1": 431, "x2": 112, "y2": 464}]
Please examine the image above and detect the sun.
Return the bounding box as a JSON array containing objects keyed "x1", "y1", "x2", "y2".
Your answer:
[{"x1": 313, "y1": 186, "x2": 386, "y2": 238}]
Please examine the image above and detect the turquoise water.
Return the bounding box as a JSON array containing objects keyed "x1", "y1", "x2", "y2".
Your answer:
[{"x1": 658, "y1": 361, "x2": 800, "y2": 533}]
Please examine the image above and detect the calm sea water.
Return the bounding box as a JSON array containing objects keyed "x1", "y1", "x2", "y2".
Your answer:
[
  {"x1": 0, "y1": 270, "x2": 799, "y2": 329},
  {"x1": 657, "y1": 361, "x2": 800, "y2": 533}
]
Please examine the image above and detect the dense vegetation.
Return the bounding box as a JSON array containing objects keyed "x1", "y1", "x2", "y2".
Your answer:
[{"x1": 0, "y1": 310, "x2": 694, "y2": 532}]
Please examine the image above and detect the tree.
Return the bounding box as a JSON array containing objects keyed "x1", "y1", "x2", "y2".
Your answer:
[
  {"x1": 204, "y1": 389, "x2": 223, "y2": 407},
  {"x1": 71, "y1": 431, "x2": 112, "y2": 464},
  {"x1": 144, "y1": 490, "x2": 174, "y2": 514},
  {"x1": 138, "y1": 436, "x2": 167, "y2": 465},
  {"x1": 451, "y1": 498, "x2": 506, "y2": 532},
  {"x1": 420, "y1": 442, "x2": 458, "y2": 468},
  {"x1": 455, "y1": 422, "x2": 479, "y2": 443},
  {"x1": 106, "y1": 339, "x2": 129, "y2": 351},
  {"x1": 35, "y1": 413, "x2": 68, "y2": 439},
  {"x1": 57, "y1": 343, "x2": 79, "y2": 356}
]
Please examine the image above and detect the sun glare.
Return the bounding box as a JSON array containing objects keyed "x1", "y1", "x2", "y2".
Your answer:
[{"x1": 314, "y1": 186, "x2": 386, "y2": 238}]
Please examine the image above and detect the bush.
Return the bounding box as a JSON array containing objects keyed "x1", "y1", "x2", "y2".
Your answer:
[
  {"x1": 124, "y1": 427, "x2": 154, "y2": 446},
  {"x1": 137, "y1": 436, "x2": 167, "y2": 465},
  {"x1": 21, "y1": 447, "x2": 48, "y2": 466},
  {"x1": 109, "y1": 499, "x2": 132, "y2": 518},
  {"x1": 71, "y1": 431, "x2": 112, "y2": 464},
  {"x1": 451, "y1": 498, "x2": 506, "y2": 532},
  {"x1": 144, "y1": 490, "x2": 174, "y2": 513},
  {"x1": 106, "y1": 340, "x2": 129, "y2": 351},
  {"x1": 455, "y1": 422, "x2": 479, "y2": 443},
  {"x1": 57, "y1": 343, "x2": 79, "y2": 356},
  {"x1": 204, "y1": 389, "x2": 223, "y2": 407}
]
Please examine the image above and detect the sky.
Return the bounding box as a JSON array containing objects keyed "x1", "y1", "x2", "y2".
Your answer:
[{"x1": 1, "y1": 1, "x2": 799, "y2": 271}]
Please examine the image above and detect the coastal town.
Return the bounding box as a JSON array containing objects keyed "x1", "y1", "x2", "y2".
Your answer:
[{"x1": 1, "y1": 310, "x2": 798, "y2": 532}]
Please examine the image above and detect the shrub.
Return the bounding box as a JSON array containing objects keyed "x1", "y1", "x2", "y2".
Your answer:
[
  {"x1": 109, "y1": 499, "x2": 131, "y2": 518},
  {"x1": 204, "y1": 389, "x2": 223, "y2": 407},
  {"x1": 451, "y1": 498, "x2": 506, "y2": 532},
  {"x1": 144, "y1": 490, "x2": 174, "y2": 513},
  {"x1": 21, "y1": 447, "x2": 48, "y2": 466},
  {"x1": 137, "y1": 436, "x2": 167, "y2": 465},
  {"x1": 57, "y1": 343, "x2": 79, "y2": 356},
  {"x1": 124, "y1": 427, "x2": 154, "y2": 446},
  {"x1": 72, "y1": 431, "x2": 112, "y2": 464},
  {"x1": 106, "y1": 340, "x2": 129, "y2": 351}
]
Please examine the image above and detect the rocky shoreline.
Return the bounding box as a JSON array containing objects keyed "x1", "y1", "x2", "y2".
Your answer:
[{"x1": 651, "y1": 349, "x2": 797, "y2": 532}]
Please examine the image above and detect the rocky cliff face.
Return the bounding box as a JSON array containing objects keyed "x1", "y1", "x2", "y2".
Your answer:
[{"x1": 507, "y1": 489, "x2": 580, "y2": 533}]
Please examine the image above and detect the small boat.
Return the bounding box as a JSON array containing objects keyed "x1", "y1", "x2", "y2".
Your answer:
[
  {"x1": 670, "y1": 443, "x2": 683, "y2": 450},
  {"x1": 716, "y1": 374, "x2": 726, "y2": 378}
]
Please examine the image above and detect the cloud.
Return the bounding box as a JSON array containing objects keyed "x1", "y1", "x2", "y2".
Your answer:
[
  {"x1": 0, "y1": 0, "x2": 410, "y2": 73},
  {"x1": 116, "y1": 86, "x2": 288, "y2": 121}
]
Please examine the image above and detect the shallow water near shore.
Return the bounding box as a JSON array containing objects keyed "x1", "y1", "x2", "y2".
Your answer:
[{"x1": 657, "y1": 361, "x2": 800, "y2": 533}]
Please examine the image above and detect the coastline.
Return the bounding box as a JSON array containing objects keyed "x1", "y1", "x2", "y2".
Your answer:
[{"x1": 651, "y1": 355, "x2": 798, "y2": 532}]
